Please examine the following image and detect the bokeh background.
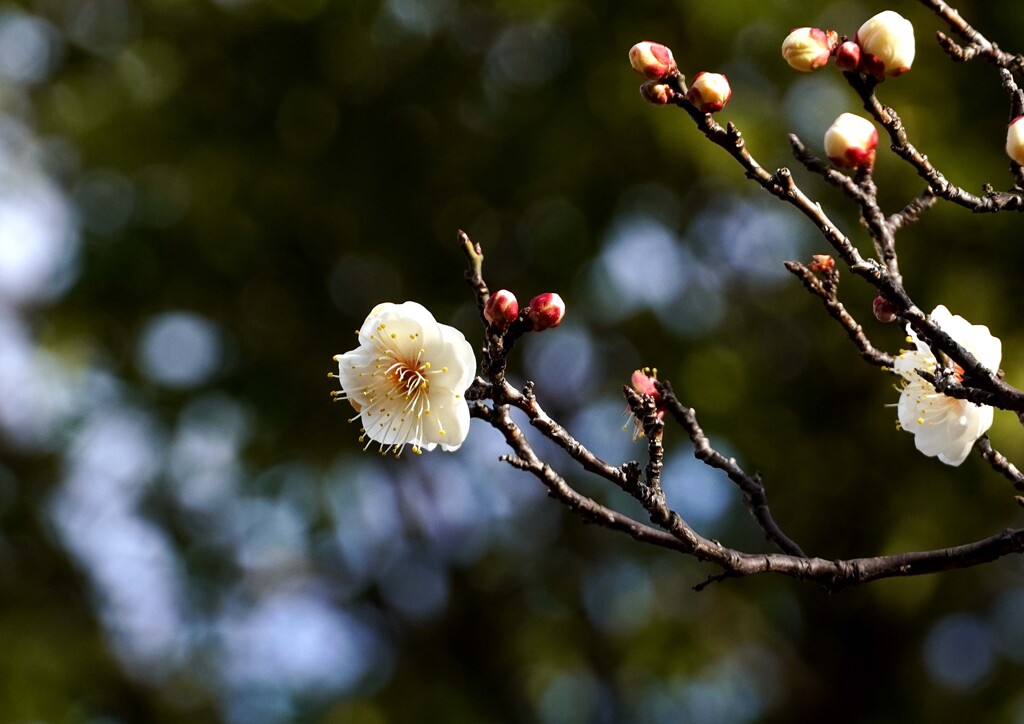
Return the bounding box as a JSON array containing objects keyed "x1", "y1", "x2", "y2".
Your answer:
[{"x1": 4, "y1": 0, "x2": 1024, "y2": 721}]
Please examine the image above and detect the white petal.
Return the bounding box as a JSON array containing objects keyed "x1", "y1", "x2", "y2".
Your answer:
[{"x1": 435, "y1": 325, "x2": 477, "y2": 393}]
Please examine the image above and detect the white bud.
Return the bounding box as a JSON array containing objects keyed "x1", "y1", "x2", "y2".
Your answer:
[
  {"x1": 856, "y1": 11, "x2": 915, "y2": 78},
  {"x1": 781, "y1": 27, "x2": 835, "y2": 72},
  {"x1": 1007, "y1": 116, "x2": 1024, "y2": 165},
  {"x1": 629, "y1": 42, "x2": 677, "y2": 81},
  {"x1": 686, "y1": 72, "x2": 731, "y2": 113},
  {"x1": 824, "y1": 113, "x2": 878, "y2": 169}
]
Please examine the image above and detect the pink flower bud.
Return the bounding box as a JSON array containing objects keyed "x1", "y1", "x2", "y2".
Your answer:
[
  {"x1": 872, "y1": 296, "x2": 898, "y2": 323},
  {"x1": 781, "y1": 27, "x2": 835, "y2": 72},
  {"x1": 824, "y1": 113, "x2": 878, "y2": 169},
  {"x1": 627, "y1": 367, "x2": 665, "y2": 439},
  {"x1": 639, "y1": 80, "x2": 673, "y2": 105},
  {"x1": 834, "y1": 41, "x2": 861, "y2": 72},
  {"x1": 629, "y1": 41, "x2": 677, "y2": 81},
  {"x1": 686, "y1": 72, "x2": 731, "y2": 113},
  {"x1": 855, "y1": 11, "x2": 915, "y2": 78},
  {"x1": 1007, "y1": 116, "x2": 1024, "y2": 165},
  {"x1": 484, "y1": 289, "x2": 519, "y2": 331},
  {"x1": 528, "y1": 293, "x2": 565, "y2": 331},
  {"x1": 631, "y1": 368, "x2": 659, "y2": 399}
]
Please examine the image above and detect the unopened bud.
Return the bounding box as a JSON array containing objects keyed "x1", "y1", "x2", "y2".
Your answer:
[
  {"x1": 824, "y1": 113, "x2": 878, "y2": 169},
  {"x1": 627, "y1": 367, "x2": 664, "y2": 439},
  {"x1": 686, "y1": 72, "x2": 731, "y2": 113},
  {"x1": 631, "y1": 368, "x2": 659, "y2": 398},
  {"x1": 808, "y1": 254, "x2": 835, "y2": 273},
  {"x1": 781, "y1": 27, "x2": 835, "y2": 72},
  {"x1": 872, "y1": 296, "x2": 898, "y2": 323},
  {"x1": 1007, "y1": 116, "x2": 1024, "y2": 165},
  {"x1": 639, "y1": 80, "x2": 673, "y2": 105},
  {"x1": 484, "y1": 289, "x2": 519, "y2": 331},
  {"x1": 834, "y1": 41, "x2": 861, "y2": 72},
  {"x1": 856, "y1": 11, "x2": 915, "y2": 79},
  {"x1": 528, "y1": 293, "x2": 565, "y2": 331},
  {"x1": 629, "y1": 41, "x2": 677, "y2": 81}
]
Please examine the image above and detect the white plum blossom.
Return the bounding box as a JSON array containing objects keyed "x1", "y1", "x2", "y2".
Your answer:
[
  {"x1": 334, "y1": 301, "x2": 476, "y2": 455},
  {"x1": 893, "y1": 305, "x2": 1001, "y2": 466}
]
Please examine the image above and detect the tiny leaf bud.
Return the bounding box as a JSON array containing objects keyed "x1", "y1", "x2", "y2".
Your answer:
[
  {"x1": 528, "y1": 293, "x2": 565, "y2": 332},
  {"x1": 1007, "y1": 116, "x2": 1024, "y2": 165},
  {"x1": 834, "y1": 41, "x2": 861, "y2": 72},
  {"x1": 686, "y1": 72, "x2": 731, "y2": 113},
  {"x1": 781, "y1": 27, "x2": 835, "y2": 72},
  {"x1": 855, "y1": 11, "x2": 915, "y2": 79},
  {"x1": 484, "y1": 289, "x2": 519, "y2": 331},
  {"x1": 872, "y1": 296, "x2": 898, "y2": 323},
  {"x1": 808, "y1": 255, "x2": 835, "y2": 273},
  {"x1": 629, "y1": 41, "x2": 677, "y2": 81},
  {"x1": 639, "y1": 80, "x2": 673, "y2": 105},
  {"x1": 824, "y1": 113, "x2": 878, "y2": 169}
]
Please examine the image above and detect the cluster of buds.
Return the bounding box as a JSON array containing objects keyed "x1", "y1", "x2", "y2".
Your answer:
[
  {"x1": 628, "y1": 41, "x2": 731, "y2": 114},
  {"x1": 781, "y1": 11, "x2": 914, "y2": 80},
  {"x1": 824, "y1": 112, "x2": 878, "y2": 170},
  {"x1": 627, "y1": 367, "x2": 666, "y2": 440},
  {"x1": 484, "y1": 290, "x2": 565, "y2": 333}
]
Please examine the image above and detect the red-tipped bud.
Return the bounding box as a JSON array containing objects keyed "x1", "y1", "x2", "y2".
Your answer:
[
  {"x1": 686, "y1": 72, "x2": 731, "y2": 113},
  {"x1": 484, "y1": 289, "x2": 519, "y2": 331},
  {"x1": 629, "y1": 41, "x2": 677, "y2": 80},
  {"x1": 808, "y1": 255, "x2": 835, "y2": 273},
  {"x1": 528, "y1": 293, "x2": 565, "y2": 331},
  {"x1": 834, "y1": 41, "x2": 861, "y2": 71},
  {"x1": 1007, "y1": 116, "x2": 1024, "y2": 165},
  {"x1": 639, "y1": 80, "x2": 673, "y2": 105},
  {"x1": 824, "y1": 113, "x2": 878, "y2": 169},
  {"x1": 627, "y1": 367, "x2": 665, "y2": 439},
  {"x1": 781, "y1": 27, "x2": 835, "y2": 72},
  {"x1": 872, "y1": 295, "x2": 898, "y2": 323},
  {"x1": 631, "y1": 368, "x2": 659, "y2": 398},
  {"x1": 856, "y1": 11, "x2": 915, "y2": 79}
]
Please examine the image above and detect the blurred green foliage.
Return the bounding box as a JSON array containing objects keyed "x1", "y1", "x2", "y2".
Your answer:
[{"x1": 3, "y1": 0, "x2": 1024, "y2": 722}]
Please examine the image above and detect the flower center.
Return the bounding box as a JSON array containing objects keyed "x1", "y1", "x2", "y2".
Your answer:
[{"x1": 387, "y1": 357, "x2": 429, "y2": 398}]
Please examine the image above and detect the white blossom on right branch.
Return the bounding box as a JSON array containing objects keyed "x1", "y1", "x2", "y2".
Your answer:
[{"x1": 893, "y1": 305, "x2": 1002, "y2": 466}]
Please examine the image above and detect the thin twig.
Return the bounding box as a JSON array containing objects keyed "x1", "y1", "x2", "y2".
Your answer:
[
  {"x1": 657, "y1": 380, "x2": 807, "y2": 558},
  {"x1": 783, "y1": 260, "x2": 894, "y2": 368}
]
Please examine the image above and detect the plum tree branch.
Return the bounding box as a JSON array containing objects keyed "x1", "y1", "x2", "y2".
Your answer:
[{"x1": 452, "y1": 1, "x2": 1024, "y2": 591}]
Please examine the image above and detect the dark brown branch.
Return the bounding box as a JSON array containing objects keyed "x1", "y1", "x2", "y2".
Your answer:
[
  {"x1": 622, "y1": 387, "x2": 666, "y2": 494},
  {"x1": 656, "y1": 379, "x2": 807, "y2": 558},
  {"x1": 665, "y1": 74, "x2": 1024, "y2": 414},
  {"x1": 976, "y1": 434, "x2": 1024, "y2": 492},
  {"x1": 783, "y1": 260, "x2": 894, "y2": 368},
  {"x1": 846, "y1": 73, "x2": 1024, "y2": 213},
  {"x1": 472, "y1": 391, "x2": 1024, "y2": 592},
  {"x1": 887, "y1": 189, "x2": 938, "y2": 232},
  {"x1": 918, "y1": 0, "x2": 1024, "y2": 75},
  {"x1": 474, "y1": 401, "x2": 702, "y2": 553},
  {"x1": 788, "y1": 134, "x2": 902, "y2": 281}
]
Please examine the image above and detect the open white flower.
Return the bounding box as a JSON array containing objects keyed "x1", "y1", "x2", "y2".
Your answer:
[
  {"x1": 893, "y1": 305, "x2": 1001, "y2": 466},
  {"x1": 334, "y1": 301, "x2": 476, "y2": 455}
]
